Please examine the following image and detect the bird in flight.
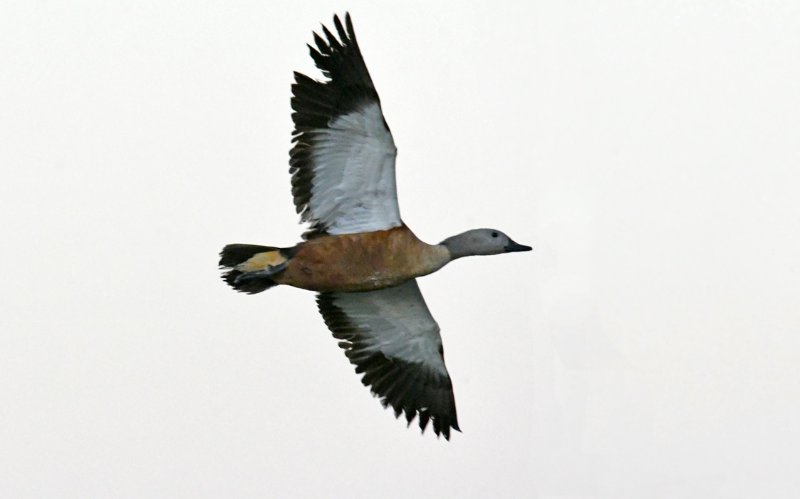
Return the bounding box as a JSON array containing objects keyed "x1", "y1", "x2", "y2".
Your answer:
[{"x1": 220, "y1": 13, "x2": 531, "y2": 440}]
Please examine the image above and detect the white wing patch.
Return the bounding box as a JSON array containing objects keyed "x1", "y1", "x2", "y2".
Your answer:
[
  {"x1": 307, "y1": 102, "x2": 402, "y2": 235},
  {"x1": 329, "y1": 280, "x2": 447, "y2": 375},
  {"x1": 316, "y1": 279, "x2": 459, "y2": 439}
]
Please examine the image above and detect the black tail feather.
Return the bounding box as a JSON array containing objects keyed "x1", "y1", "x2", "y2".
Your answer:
[
  {"x1": 219, "y1": 244, "x2": 286, "y2": 294},
  {"x1": 219, "y1": 244, "x2": 274, "y2": 267},
  {"x1": 221, "y1": 268, "x2": 277, "y2": 294}
]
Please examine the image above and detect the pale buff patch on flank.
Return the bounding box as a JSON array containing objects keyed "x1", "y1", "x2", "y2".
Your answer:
[{"x1": 237, "y1": 251, "x2": 287, "y2": 272}]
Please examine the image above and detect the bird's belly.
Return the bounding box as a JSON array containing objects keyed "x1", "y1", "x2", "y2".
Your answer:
[
  {"x1": 275, "y1": 227, "x2": 445, "y2": 293},
  {"x1": 287, "y1": 263, "x2": 411, "y2": 292}
]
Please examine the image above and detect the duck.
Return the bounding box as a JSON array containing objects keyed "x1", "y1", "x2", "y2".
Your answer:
[{"x1": 219, "y1": 13, "x2": 531, "y2": 440}]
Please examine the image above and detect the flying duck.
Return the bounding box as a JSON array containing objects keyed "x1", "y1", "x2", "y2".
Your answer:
[{"x1": 220, "y1": 13, "x2": 531, "y2": 440}]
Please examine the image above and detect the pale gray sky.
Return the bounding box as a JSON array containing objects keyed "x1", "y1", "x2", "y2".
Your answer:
[{"x1": 2, "y1": 1, "x2": 799, "y2": 498}]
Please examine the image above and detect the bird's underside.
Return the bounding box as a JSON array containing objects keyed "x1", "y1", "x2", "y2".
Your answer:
[
  {"x1": 221, "y1": 13, "x2": 462, "y2": 439},
  {"x1": 220, "y1": 12, "x2": 532, "y2": 440}
]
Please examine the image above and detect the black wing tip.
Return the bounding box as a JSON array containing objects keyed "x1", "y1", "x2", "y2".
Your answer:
[
  {"x1": 333, "y1": 12, "x2": 352, "y2": 32},
  {"x1": 406, "y1": 407, "x2": 461, "y2": 441},
  {"x1": 289, "y1": 12, "x2": 379, "y2": 233},
  {"x1": 311, "y1": 12, "x2": 356, "y2": 59},
  {"x1": 301, "y1": 11, "x2": 374, "y2": 92},
  {"x1": 363, "y1": 356, "x2": 460, "y2": 441},
  {"x1": 382, "y1": 392, "x2": 460, "y2": 441},
  {"x1": 317, "y1": 294, "x2": 459, "y2": 441}
]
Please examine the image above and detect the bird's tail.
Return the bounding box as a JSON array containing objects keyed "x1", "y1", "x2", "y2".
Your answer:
[{"x1": 219, "y1": 244, "x2": 294, "y2": 294}]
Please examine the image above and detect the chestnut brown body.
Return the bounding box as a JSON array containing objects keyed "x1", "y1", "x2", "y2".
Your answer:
[{"x1": 275, "y1": 226, "x2": 450, "y2": 292}]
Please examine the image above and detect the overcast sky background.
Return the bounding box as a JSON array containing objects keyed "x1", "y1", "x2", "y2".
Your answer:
[{"x1": 2, "y1": 1, "x2": 799, "y2": 498}]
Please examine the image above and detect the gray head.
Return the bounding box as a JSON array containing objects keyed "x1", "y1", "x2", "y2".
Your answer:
[{"x1": 440, "y1": 229, "x2": 532, "y2": 260}]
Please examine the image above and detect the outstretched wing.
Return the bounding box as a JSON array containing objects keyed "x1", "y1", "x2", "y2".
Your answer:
[
  {"x1": 317, "y1": 279, "x2": 460, "y2": 439},
  {"x1": 290, "y1": 13, "x2": 401, "y2": 239}
]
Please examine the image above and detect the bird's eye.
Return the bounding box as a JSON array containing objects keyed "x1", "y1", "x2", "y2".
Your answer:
[{"x1": 491, "y1": 232, "x2": 498, "y2": 238}]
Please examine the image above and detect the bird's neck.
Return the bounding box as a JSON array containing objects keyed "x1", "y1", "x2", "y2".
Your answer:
[{"x1": 439, "y1": 233, "x2": 470, "y2": 260}]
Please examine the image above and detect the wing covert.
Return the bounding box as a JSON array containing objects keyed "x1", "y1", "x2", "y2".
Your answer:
[
  {"x1": 316, "y1": 279, "x2": 460, "y2": 439},
  {"x1": 290, "y1": 13, "x2": 401, "y2": 239}
]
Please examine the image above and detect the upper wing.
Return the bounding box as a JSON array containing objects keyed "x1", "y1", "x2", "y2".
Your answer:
[
  {"x1": 290, "y1": 13, "x2": 401, "y2": 239},
  {"x1": 317, "y1": 279, "x2": 460, "y2": 440}
]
